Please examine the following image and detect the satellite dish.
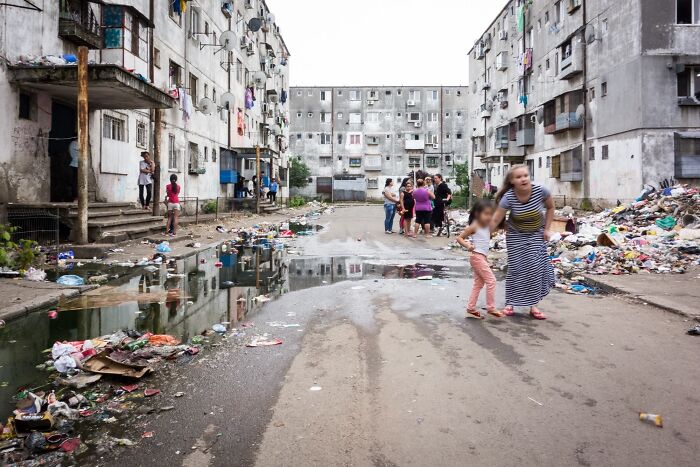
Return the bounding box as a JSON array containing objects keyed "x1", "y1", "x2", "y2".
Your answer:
[
  {"x1": 487, "y1": 127, "x2": 494, "y2": 138},
  {"x1": 485, "y1": 101, "x2": 494, "y2": 112},
  {"x1": 585, "y1": 25, "x2": 596, "y2": 44},
  {"x1": 248, "y1": 17, "x2": 262, "y2": 32},
  {"x1": 198, "y1": 98, "x2": 215, "y2": 116},
  {"x1": 536, "y1": 107, "x2": 544, "y2": 124},
  {"x1": 219, "y1": 31, "x2": 237, "y2": 51},
  {"x1": 220, "y1": 92, "x2": 236, "y2": 110},
  {"x1": 253, "y1": 71, "x2": 267, "y2": 86},
  {"x1": 575, "y1": 104, "x2": 585, "y2": 121}
]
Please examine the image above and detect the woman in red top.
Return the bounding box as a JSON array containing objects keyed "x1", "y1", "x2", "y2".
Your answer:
[{"x1": 165, "y1": 174, "x2": 181, "y2": 236}]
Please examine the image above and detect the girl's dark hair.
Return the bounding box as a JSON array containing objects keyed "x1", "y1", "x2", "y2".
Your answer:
[
  {"x1": 400, "y1": 177, "x2": 410, "y2": 188},
  {"x1": 170, "y1": 174, "x2": 179, "y2": 193},
  {"x1": 385, "y1": 178, "x2": 393, "y2": 187},
  {"x1": 469, "y1": 199, "x2": 495, "y2": 225}
]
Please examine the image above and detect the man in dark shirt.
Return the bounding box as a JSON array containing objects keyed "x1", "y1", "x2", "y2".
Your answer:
[{"x1": 432, "y1": 174, "x2": 452, "y2": 236}]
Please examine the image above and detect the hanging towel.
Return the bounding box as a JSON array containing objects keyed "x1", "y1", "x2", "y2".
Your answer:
[
  {"x1": 237, "y1": 111, "x2": 245, "y2": 136},
  {"x1": 245, "y1": 88, "x2": 254, "y2": 109},
  {"x1": 180, "y1": 0, "x2": 187, "y2": 14},
  {"x1": 517, "y1": 6, "x2": 524, "y2": 33},
  {"x1": 280, "y1": 89, "x2": 288, "y2": 104},
  {"x1": 172, "y1": 0, "x2": 181, "y2": 15}
]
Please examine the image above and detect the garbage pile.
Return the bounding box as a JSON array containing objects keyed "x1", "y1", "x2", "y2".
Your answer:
[
  {"x1": 0, "y1": 330, "x2": 210, "y2": 465},
  {"x1": 549, "y1": 185, "x2": 700, "y2": 281}
]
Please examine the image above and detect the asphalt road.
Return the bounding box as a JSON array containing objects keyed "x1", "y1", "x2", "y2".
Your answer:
[{"x1": 104, "y1": 205, "x2": 699, "y2": 467}]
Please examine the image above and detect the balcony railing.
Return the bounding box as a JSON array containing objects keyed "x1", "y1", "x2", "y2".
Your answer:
[
  {"x1": 59, "y1": 0, "x2": 102, "y2": 49},
  {"x1": 495, "y1": 138, "x2": 509, "y2": 149},
  {"x1": 405, "y1": 140, "x2": 424, "y2": 150},
  {"x1": 554, "y1": 112, "x2": 583, "y2": 133}
]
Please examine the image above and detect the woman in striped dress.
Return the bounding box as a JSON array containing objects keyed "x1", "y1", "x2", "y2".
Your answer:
[{"x1": 491, "y1": 165, "x2": 555, "y2": 319}]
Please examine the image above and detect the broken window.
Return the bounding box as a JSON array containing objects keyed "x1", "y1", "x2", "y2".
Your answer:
[
  {"x1": 18, "y1": 92, "x2": 36, "y2": 120},
  {"x1": 674, "y1": 133, "x2": 700, "y2": 177}
]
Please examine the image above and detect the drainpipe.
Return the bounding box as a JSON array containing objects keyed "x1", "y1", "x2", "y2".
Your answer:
[{"x1": 581, "y1": 0, "x2": 590, "y2": 206}]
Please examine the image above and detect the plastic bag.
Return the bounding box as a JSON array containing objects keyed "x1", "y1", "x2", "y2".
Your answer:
[
  {"x1": 56, "y1": 275, "x2": 84, "y2": 286},
  {"x1": 25, "y1": 268, "x2": 47, "y2": 282},
  {"x1": 155, "y1": 242, "x2": 172, "y2": 253}
]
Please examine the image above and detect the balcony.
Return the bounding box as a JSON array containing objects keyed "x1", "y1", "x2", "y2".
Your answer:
[
  {"x1": 516, "y1": 129, "x2": 535, "y2": 146},
  {"x1": 405, "y1": 140, "x2": 424, "y2": 150},
  {"x1": 558, "y1": 53, "x2": 583, "y2": 80},
  {"x1": 58, "y1": 0, "x2": 102, "y2": 49},
  {"x1": 480, "y1": 109, "x2": 491, "y2": 119},
  {"x1": 554, "y1": 112, "x2": 583, "y2": 133},
  {"x1": 364, "y1": 155, "x2": 382, "y2": 171},
  {"x1": 496, "y1": 52, "x2": 508, "y2": 71},
  {"x1": 495, "y1": 138, "x2": 509, "y2": 149}
]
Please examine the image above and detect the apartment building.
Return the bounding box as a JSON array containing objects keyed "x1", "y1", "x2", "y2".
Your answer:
[
  {"x1": 0, "y1": 0, "x2": 290, "y2": 205},
  {"x1": 290, "y1": 86, "x2": 469, "y2": 200},
  {"x1": 467, "y1": 0, "x2": 700, "y2": 207}
]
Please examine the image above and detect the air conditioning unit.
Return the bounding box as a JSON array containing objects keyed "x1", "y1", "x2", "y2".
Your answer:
[
  {"x1": 499, "y1": 30, "x2": 508, "y2": 40},
  {"x1": 432, "y1": 144, "x2": 439, "y2": 149},
  {"x1": 414, "y1": 121, "x2": 422, "y2": 128},
  {"x1": 407, "y1": 100, "x2": 416, "y2": 107}
]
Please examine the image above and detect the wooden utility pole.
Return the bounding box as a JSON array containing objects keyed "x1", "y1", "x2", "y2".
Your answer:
[
  {"x1": 76, "y1": 46, "x2": 89, "y2": 244},
  {"x1": 152, "y1": 109, "x2": 162, "y2": 216},
  {"x1": 255, "y1": 145, "x2": 261, "y2": 215}
]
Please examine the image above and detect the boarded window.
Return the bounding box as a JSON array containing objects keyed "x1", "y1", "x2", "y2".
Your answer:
[{"x1": 551, "y1": 155, "x2": 561, "y2": 178}]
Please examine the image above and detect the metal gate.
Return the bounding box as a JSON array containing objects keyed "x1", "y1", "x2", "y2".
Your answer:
[{"x1": 332, "y1": 175, "x2": 367, "y2": 202}]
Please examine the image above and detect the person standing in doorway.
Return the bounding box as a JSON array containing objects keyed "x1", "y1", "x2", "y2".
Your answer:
[
  {"x1": 383, "y1": 178, "x2": 399, "y2": 234},
  {"x1": 68, "y1": 134, "x2": 79, "y2": 202},
  {"x1": 247, "y1": 177, "x2": 255, "y2": 197},
  {"x1": 269, "y1": 178, "x2": 279, "y2": 204},
  {"x1": 165, "y1": 174, "x2": 181, "y2": 237},
  {"x1": 138, "y1": 151, "x2": 154, "y2": 210},
  {"x1": 491, "y1": 164, "x2": 555, "y2": 320},
  {"x1": 432, "y1": 174, "x2": 452, "y2": 236}
]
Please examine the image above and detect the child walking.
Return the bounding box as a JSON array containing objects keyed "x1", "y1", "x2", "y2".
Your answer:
[
  {"x1": 457, "y1": 200, "x2": 504, "y2": 319},
  {"x1": 165, "y1": 174, "x2": 181, "y2": 237}
]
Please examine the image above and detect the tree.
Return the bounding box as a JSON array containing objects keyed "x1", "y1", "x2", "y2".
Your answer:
[
  {"x1": 453, "y1": 161, "x2": 471, "y2": 208},
  {"x1": 289, "y1": 159, "x2": 311, "y2": 189}
]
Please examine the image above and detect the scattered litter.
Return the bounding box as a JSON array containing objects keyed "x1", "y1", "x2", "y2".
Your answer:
[
  {"x1": 309, "y1": 385, "x2": 322, "y2": 391},
  {"x1": 144, "y1": 388, "x2": 161, "y2": 397},
  {"x1": 247, "y1": 337, "x2": 283, "y2": 347},
  {"x1": 142, "y1": 431, "x2": 155, "y2": 439},
  {"x1": 351, "y1": 285, "x2": 365, "y2": 290},
  {"x1": 24, "y1": 268, "x2": 47, "y2": 282},
  {"x1": 639, "y1": 412, "x2": 663, "y2": 427},
  {"x1": 155, "y1": 242, "x2": 172, "y2": 253},
  {"x1": 266, "y1": 322, "x2": 300, "y2": 328},
  {"x1": 174, "y1": 392, "x2": 185, "y2": 398},
  {"x1": 687, "y1": 325, "x2": 700, "y2": 336},
  {"x1": 212, "y1": 324, "x2": 227, "y2": 333},
  {"x1": 528, "y1": 397, "x2": 544, "y2": 406},
  {"x1": 56, "y1": 275, "x2": 85, "y2": 286},
  {"x1": 47, "y1": 310, "x2": 58, "y2": 319}
]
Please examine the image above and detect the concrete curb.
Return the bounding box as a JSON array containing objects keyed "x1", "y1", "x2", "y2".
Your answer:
[
  {"x1": 1, "y1": 285, "x2": 100, "y2": 322},
  {"x1": 583, "y1": 275, "x2": 700, "y2": 322}
]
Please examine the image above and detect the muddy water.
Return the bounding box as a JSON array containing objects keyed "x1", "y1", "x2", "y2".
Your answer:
[{"x1": 0, "y1": 242, "x2": 288, "y2": 410}]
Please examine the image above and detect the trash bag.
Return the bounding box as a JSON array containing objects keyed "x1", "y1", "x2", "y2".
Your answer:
[
  {"x1": 25, "y1": 268, "x2": 47, "y2": 282},
  {"x1": 56, "y1": 275, "x2": 85, "y2": 286},
  {"x1": 654, "y1": 216, "x2": 677, "y2": 230},
  {"x1": 155, "y1": 242, "x2": 172, "y2": 253}
]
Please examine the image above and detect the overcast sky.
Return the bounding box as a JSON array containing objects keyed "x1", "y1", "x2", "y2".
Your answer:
[{"x1": 265, "y1": 0, "x2": 506, "y2": 87}]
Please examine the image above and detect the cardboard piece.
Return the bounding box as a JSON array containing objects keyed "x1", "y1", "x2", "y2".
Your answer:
[{"x1": 83, "y1": 350, "x2": 153, "y2": 379}]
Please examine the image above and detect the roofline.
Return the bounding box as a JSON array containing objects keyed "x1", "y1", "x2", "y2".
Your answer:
[
  {"x1": 289, "y1": 85, "x2": 469, "y2": 89},
  {"x1": 467, "y1": 0, "x2": 513, "y2": 54},
  {"x1": 261, "y1": 0, "x2": 291, "y2": 56}
]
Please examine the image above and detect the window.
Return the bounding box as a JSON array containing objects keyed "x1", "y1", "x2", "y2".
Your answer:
[
  {"x1": 677, "y1": 65, "x2": 700, "y2": 100},
  {"x1": 189, "y1": 8, "x2": 200, "y2": 37},
  {"x1": 136, "y1": 121, "x2": 147, "y2": 148},
  {"x1": 546, "y1": 59, "x2": 550, "y2": 71},
  {"x1": 337, "y1": 133, "x2": 343, "y2": 144},
  {"x1": 169, "y1": 61, "x2": 182, "y2": 88},
  {"x1": 307, "y1": 90, "x2": 314, "y2": 97},
  {"x1": 366, "y1": 112, "x2": 380, "y2": 122},
  {"x1": 445, "y1": 89, "x2": 451, "y2": 95},
  {"x1": 408, "y1": 90, "x2": 421, "y2": 101},
  {"x1": 426, "y1": 157, "x2": 439, "y2": 168},
  {"x1": 349, "y1": 90, "x2": 361, "y2": 101},
  {"x1": 337, "y1": 90, "x2": 343, "y2": 96},
  {"x1": 674, "y1": 133, "x2": 700, "y2": 177},
  {"x1": 349, "y1": 134, "x2": 361, "y2": 145},
  {"x1": 204, "y1": 83, "x2": 208, "y2": 99},
  {"x1": 188, "y1": 142, "x2": 201, "y2": 173},
  {"x1": 337, "y1": 112, "x2": 343, "y2": 119},
  {"x1": 103, "y1": 114, "x2": 126, "y2": 141},
  {"x1": 397, "y1": 89, "x2": 402, "y2": 95},
  {"x1": 153, "y1": 48, "x2": 161, "y2": 69},
  {"x1": 430, "y1": 90, "x2": 438, "y2": 100},
  {"x1": 445, "y1": 112, "x2": 451, "y2": 118},
  {"x1": 189, "y1": 73, "x2": 198, "y2": 104},
  {"x1": 349, "y1": 158, "x2": 362, "y2": 167},
  {"x1": 296, "y1": 90, "x2": 302, "y2": 96},
  {"x1": 296, "y1": 112, "x2": 302, "y2": 118},
  {"x1": 349, "y1": 113, "x2": 361, "y2": 124},
  {"x1": 456, "y1": 133, "x2": 463, "y2": 139},
  {"x1": 554, "y1": 1, "x2": 561, "y2": 23},
  {"x1": 386, "y1": 155, "x2": 391, "y2": 160},
  {"x1": 18, "y1": 92, "x2": 36, "y2": 120},
  {"x1": 236, "y1": 59, "x2": 243, "y2": 83},
  {"x1": 546, "y1": 156, "x2": 551, "y2": 168},
  {"x1": 409, "y1": 156, "x2": 421, "y2": 167},
  {"x1": 408, "y1": 112, "x2": 421, "y2": 122},
  {"x1": 169, "y1": 2, "x2": 182, "y2": 26},
  {"x1": 367, "y1": 178, "x2": 379, "y2": 189},
  {"x1": 601, "y1": 82, "x2": 608, "y2": 96},
  {"x1": 320, "y1": 90, "x2": 329, "y2": 101},
  {"x1": 538, "y1": 157, "x2": 543, "y2": 168},
  {"x1": 320, "y1": 133, "x2": 332, "y2": 144},
  {"x1": 168, "y1": 134, "x2": 177, "y2": 170},
  {"x1": 589, "y1": 87, "x2": 596, "y2": 101},
  {"x1": 386, "y1": 134, "x2": 391, "y2": 139},
  {"x1": 320, "y1": 112, "x2": 331, "y2": 123},
  {"x1": 445, "y1": 133, "x2": 451, "y2": 139},
  {"x1": 677, "y1": 0, "x2": 700, "y2": 24},
  {"x1": 308, "y1": 112, "x2": 313, "y2": 118},
  {"x1": 368, "y1": 90, "x2": 379, "y2": 100},
  {"x1": 589, "y1": 147, "x2": 596, "y2": 160},
  {"x1": 307, "y1": 133, "x2": 313, "y2": 139},
  {"x1": 319, "y1": 156, "x2": 332, "y2": 167},
  {"x1": 397, "y1": 112, "x2": 402, "y2": 117},
  {"x1": 545, "y1": 11, "x2": 550, "y2": 23},
  {"x1": 559, "y1": 146, "x2": 583, "y2": 181},
  {"x1": 204, "y1": 146, "x2": 209, "y2": 162},
  {"x1": 602, "y1": 145, "x2": 609, "y2": 160},
  {"x1": 385, "y1": 90, "x2": 392, "y2": 96},
  {"x1": 428, "y1": 112, "x2": 438, "y2": 122}
]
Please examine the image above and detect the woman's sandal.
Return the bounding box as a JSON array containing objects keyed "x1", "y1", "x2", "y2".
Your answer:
[
  {"x1": 501, "y1": 306, "x2": 515, "y2": 316},
  {"x1": 487, "y1": 309, "x2": 504, "y2": 318},
  {"x1": 530, "y1": 306, "x2": 547, "y2": 320},
  {"x1": 466, "y1": 309, "x2": 484, "y2": 319}
]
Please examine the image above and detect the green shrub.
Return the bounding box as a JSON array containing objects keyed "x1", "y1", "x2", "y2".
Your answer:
[
  {"x1": 0, "y1": 225, "x2": 37, "y2": 271},
  {"x1": 202, "y1": 200, "x2": 217, "y2": 214},
  {"x1": 289, "y1": 196, "x2": 307, "y2": 208}
]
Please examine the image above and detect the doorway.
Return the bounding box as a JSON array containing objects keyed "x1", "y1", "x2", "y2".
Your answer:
[{"x1": 48, "y1": 102, "x2": 77, "y2": 202}]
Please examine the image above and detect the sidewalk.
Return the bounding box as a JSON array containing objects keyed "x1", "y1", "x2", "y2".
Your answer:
[
  {"x1": 584, "y1": 265, "x2": 700, "y2": 321},
  {"x1": 0, "y1": 206, "x2": 315, "y2": 322}
]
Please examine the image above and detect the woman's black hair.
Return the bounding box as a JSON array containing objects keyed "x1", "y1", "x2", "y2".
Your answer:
[
  {"x1": 400, "y1": 177, "x2": 410, "y2": 188},
  {"x1": 169, "y1": 174, "x2": 179, "y2": 193},
  {"x1": 468, "y1": 199, "x2": 495, "y2": 225},
  {"x1": 385, "y1": 178, "x2": 393, "y2": 187}
]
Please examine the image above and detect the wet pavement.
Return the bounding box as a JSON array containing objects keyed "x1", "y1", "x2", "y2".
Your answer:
[{"x1": 2, "y1": 205, "x2": 699, "y2": 466}]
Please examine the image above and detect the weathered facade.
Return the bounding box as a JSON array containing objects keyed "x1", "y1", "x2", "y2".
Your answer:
[
  {"x1": 467, "y1": 0, "x2": 700, "y2": 207},
  {"x1": 289, "y1": 86, "x2": 469, "y2": 200},
  {"x1": 0, "y1": 0, "x2": 290, "y2": 205}
]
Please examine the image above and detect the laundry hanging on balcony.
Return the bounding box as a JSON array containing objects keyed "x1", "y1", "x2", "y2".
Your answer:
[
  {"x1": 237, "y1": 111, "x2": 245, "y2": 136},
  {"x1": 280, "y1": 89, "x2": 287, "y2": 104},
  {"x1": 517, "y1": 5, "x2": 524, "y2": 33},
  {"x1": 171, "y1": 0, "x2": 187, "y2": 15},
  {"x1": 245, "y1": 87, "x2": 254, "y2": 109},
  {"x1": 180, "y1": 87, "x2": 193, "y2": 122}
]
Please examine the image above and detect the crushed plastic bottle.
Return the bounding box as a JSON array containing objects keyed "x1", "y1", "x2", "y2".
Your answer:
[{"x1": 639, "y1": 412, "x2": 663, "y2": 427}]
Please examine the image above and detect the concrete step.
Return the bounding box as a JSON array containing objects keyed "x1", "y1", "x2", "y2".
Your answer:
[
  {"x1": 87, "y1": 215, "x2": 164, "y2": 228},
  {"x1": 67, "y1": 208, "x2": 147, "y2": 220},
  {"x1": 99, "y1": 224, "x2": 164, "y2": 243}
]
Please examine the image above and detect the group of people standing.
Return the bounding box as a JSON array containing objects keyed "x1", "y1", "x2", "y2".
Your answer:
[
  {"x1": 236, "y1": 174, "x2": 279, "y2": 204},
  {"x1": 383, "y1": 173, "x2": 453, "y2": 237}
]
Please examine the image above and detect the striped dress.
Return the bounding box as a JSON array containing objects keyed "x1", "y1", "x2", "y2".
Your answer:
[{"x1": 499, "y1": 184, "x2": 555, "y2": 307}]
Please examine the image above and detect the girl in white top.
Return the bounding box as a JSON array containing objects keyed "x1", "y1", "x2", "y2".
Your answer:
[{"x1": 457, "y1": 200, "x2": 503, "y2": 319}]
